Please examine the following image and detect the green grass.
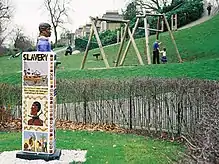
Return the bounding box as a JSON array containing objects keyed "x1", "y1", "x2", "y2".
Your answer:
[
  {"x1": 0, "y1": 130, "x2": 185, "y2": 163},
  {"x1": 0, "y1": 15, "x2": 219, "y2": 84},
  {"x1": 0, "y1": 57, "x2": 219, "y2": 85}
]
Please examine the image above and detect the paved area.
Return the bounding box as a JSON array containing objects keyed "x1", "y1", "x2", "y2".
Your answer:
[
  {"x1": 179, "y1": 0, "x2": 218, "y2": 30},
  {"x1": 0, "y1": 150, "x2": 87, "y2": 164},
  {"x1": 178, "y1": 16, "x2": 213, "y2": 30}
]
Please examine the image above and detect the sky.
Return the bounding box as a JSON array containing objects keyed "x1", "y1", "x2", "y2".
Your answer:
[{"x1": 10, "y1": 0, "x2": 129, "y2": 43}]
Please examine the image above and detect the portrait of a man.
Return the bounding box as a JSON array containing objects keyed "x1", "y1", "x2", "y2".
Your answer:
[{"x1": 28, "y1": 101, "x2": 43, "y2": 126}]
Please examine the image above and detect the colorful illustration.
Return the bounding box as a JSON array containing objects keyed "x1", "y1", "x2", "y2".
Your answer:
[
  {"x1": 28, "y1": 101, "x2": 43, "y2": 126},
  {"x1": 23, "y1": 131, "x2": 37, "y2": 152},
  {"x1": 21, "y1": 51, "x2": 57, "y2": 157},
  {"x1": 23, "y1": 62, "x2": 48, "y2": 86},
  {"x1": 23, "y1": 131, "x2": 48, "y2": 153},
  {"x1": 23, "y1": 97, "x2": 48, "y2": 128},
  {"x1": 23, "y1": 95, "x2": 49, "y2": 132},
  {"x1": 36, "y1": 132, "x2": 48, "y2": 153}
]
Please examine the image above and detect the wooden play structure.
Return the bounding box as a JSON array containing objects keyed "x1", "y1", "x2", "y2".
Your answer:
[
  {"x1": 80, "y1": 16, "x2": 144, "y2": 69},
  {"x1": 80, "y1": 13, "x2": 182, "y2": 69},
  {"x1": 134, "y1": 13, "x2": 182, "y2": 65},
  {"x1": 171, "y1": 14, "x2": 178, "y2": 31}
]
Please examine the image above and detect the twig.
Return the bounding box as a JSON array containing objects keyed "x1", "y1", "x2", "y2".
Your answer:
[{"x1": 181, "y1": 135, "x2": 199, "y2": 150}]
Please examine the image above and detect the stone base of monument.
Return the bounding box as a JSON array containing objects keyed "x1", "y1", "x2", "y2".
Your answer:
[
  {"x1": 0, "y1": 150, "x2": 87, "y2": 163},
  {"x1": 16, "y1": 149, "x2": 61, "y2": 161}
]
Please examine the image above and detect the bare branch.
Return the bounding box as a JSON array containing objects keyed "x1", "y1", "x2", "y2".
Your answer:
[{"x1": 43, "y1": 0, "x2": 71, "y2": 45}]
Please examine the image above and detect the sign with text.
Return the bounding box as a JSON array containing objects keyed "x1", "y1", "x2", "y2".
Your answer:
[{"x1": 22, "y1": 52, "x2": 56, "y2": 154}]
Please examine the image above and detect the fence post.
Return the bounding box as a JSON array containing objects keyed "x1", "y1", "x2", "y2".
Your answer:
[
  {"x1": 129, "y1": 95, "x2": 132, "y2": 129},
  {"x1": 83, "y1": 90, "x2": 87, "y2": 124}
]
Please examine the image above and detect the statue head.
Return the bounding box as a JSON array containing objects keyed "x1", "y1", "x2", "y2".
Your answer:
[{"x1": 39, "y1": 22, "x2": 51, "y2": 37}]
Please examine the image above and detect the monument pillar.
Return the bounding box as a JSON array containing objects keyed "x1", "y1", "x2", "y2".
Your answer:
[{"x1": 16, "y1": 51, "x2": 61, "y2": 161}]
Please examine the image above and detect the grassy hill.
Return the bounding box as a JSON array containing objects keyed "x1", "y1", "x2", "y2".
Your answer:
[{"x1": 0, "y1": 15, "x2": 219, "y2": 84}]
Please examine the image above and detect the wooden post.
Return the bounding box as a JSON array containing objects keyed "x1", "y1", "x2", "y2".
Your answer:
[
  {"x1": 162, "y1": 14, "x2": 182, "y2": 62},
  {"x1": 80, "y1": 19, "x2": 97, "y2": 69},
  {"x1": 175, "y1": 14, "x2": 177, "y2": 30},
  {"x1": 114, "y1": 22, "x2": 129, "y2": 67},
  {"x1": 120, "y1": 27, "x2": 123, "y2": 42},
  {"x1": 92, "y1": 18, "x2": 110, "y2": 68},
  {"x1": 171, "y1": 15, "x2": 173, "y2": 31},
  {"x1": 161, "y1": 19, "x2": 164, "y2": 31},
  {"x1": 117, "y1": 30, "x2": 120, "y2": 43},
  {"x1": 156, "y1": 16, "x2": 160, "y2": 40},
  {"x1": 128, "y1": 28, "x2": 144, "y2": 65},
  {"x1": 144, "y1": 10, "x2": 151, "y2": 65},
  {"x1": 119, "y1": 18, "x2": 140, "y2": 66}
]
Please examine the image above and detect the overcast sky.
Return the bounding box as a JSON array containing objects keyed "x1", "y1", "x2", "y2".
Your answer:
[{"x1": 10, "y1": 0, "x2": 129, "y2": 42}]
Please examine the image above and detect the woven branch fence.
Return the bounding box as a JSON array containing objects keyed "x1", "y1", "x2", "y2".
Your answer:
[{"x1": 1, "y1": 78, "x2": 218, "y2": 137}]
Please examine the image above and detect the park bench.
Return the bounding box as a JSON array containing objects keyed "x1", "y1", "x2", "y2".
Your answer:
[{"x1": 93, "y1": 53, "x2": 100, "y2": 60}]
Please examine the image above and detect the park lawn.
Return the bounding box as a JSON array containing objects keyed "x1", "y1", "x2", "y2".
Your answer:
[
  {"x1": 0, "y1": 15, "x2": 219, "y2": 84},
  {"x1": 56, "y1": 14, "x2": 219, "y2": 68},
  {"x1": 0, "y1": 130, "x2": 185, "y2": 164},
  {"x1": 0, "y1": 58, "x2": 219, "y2": 85}
]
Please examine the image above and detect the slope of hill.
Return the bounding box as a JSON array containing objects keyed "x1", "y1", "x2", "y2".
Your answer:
[
  {"x1": 57, "y1": 14, "x2": 219, "y2": 69},
  {"x1": 0, "y1": 14, "x2": 219, "y2": 84}
]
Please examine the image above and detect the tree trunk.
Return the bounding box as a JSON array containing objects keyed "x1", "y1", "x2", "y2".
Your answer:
[{"x1": 54, "y1": 26, "x2": 58, "y2": 47}]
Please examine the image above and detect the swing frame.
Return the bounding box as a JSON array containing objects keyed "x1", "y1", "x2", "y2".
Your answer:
[
  {"x1": 80, "y1": 16, "x2": 144, "y2": 70},
  {"x1": 130, "y1": 13, "x2": 183, "y2": 64}
]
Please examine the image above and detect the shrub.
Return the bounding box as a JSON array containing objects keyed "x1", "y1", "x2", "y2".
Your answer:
[
  {"x1": 75, "y1": 30, "x2": 118, "y2": 51},
  {"x1": 165, "y1": 0, "x2": 204, "y2": 28}
]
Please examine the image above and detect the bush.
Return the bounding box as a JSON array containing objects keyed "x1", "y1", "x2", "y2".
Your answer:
[
  {"x1": 165, "y1": 0, "x2": 204, "y2": 28},
  {"x1": 182, "y1": 85, "x2": 219, "y2": 163},
  {"x1": 75, "y1": 30, "x2": 118, "y2": 51},
  {"x1": 0, "y1": 106, "x2": 12, "y2": 122},
  {"x1": 131, "y1": 0, "x2": 204, "y2": 39},
  {"x1": 75, "y1": 37, "x2": 98, "y2": 51}
]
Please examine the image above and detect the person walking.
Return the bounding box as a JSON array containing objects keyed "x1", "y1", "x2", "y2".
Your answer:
[{"x1": 207, "y1": 3, "x2": 212, "y2": 16}]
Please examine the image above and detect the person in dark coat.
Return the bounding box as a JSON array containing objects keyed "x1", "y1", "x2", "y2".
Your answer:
[
  {"x1": 207, "y1": 3, "x2": 212, "y2": 16},
  {"x1": 152, "y1": 40, "x2": 162, "y2": 64}
]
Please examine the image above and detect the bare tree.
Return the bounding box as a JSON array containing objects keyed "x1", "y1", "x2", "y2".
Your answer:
[
  {"x1": 0, "y1": 0, "x2": 13, "y2": 47},
  {"x1": 136, "y1": 0, "x2": 183, "y2": 13},
  {"x1": 0, "y1": 0, "x2": 11, "y2": 19},
  {"x1": 43, "y1": 0, "x2": 72, "y2": 47},
  {"x1": 12, "y1": 27, "x2": 33, "y2": 50},
  {"x1": 0, "y1": 23, "x2": 8, "y2": 46}
]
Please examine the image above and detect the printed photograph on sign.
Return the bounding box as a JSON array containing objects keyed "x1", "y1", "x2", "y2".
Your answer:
[
  {"x1": 23, "y1": 131, "x2": 48, "y2": 153},
  {"x1": 23, "y1": 61, "x2": 48, "y2": 86}
]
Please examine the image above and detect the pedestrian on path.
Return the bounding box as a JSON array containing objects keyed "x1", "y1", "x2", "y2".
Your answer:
[{"x1": 207, "y1": 3, "x2": 212, "y2": 16}]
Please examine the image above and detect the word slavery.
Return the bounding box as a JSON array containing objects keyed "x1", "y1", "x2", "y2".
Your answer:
[{"x1": 23, "y1": 54, "x2": 48, "y2": 61}]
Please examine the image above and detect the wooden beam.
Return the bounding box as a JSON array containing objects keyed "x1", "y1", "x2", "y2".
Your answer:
[
  {"x1": 171, "y1": 15, "x2": 174, "y2": 31},
  {"x1": 90, "y1": 16, "x2": 129, "y2": 23},
  {"x1": 128, "y1": 28, "x2": 144, "y2": 65},
  {"x1": 80, "y1": 19, "x2": 97, "y2": 69},
  {"x1": 144, "y1": 13, "x2": 151, "y2": 64},
  {"x1": 138, "y1": 27, "x2": 163, "y2": 32},
  {"x1": 92, "y1": 18, "x2": 110, "y2": 68},
  {"x1": 120, "y1": 27, "x2": 123, "y2": 42},
  {"x1": 162, "y1": 14, "x2": 182, "y2": 63},
  {"x1": 119, "y1": 18, "x2": 140, "y2": 66},
  {"x1": 156, "y1": 16, "x2": 160, "y2": 40},
  {"x1": 114, "y1": 23, "x2": 129, "y2": 67},
  {"x1": 136, "y1": 13, "x2": 163, "y2": 18},
  {"x1": 175, "y1": 14, "x2": 178, "y2": 30}
]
